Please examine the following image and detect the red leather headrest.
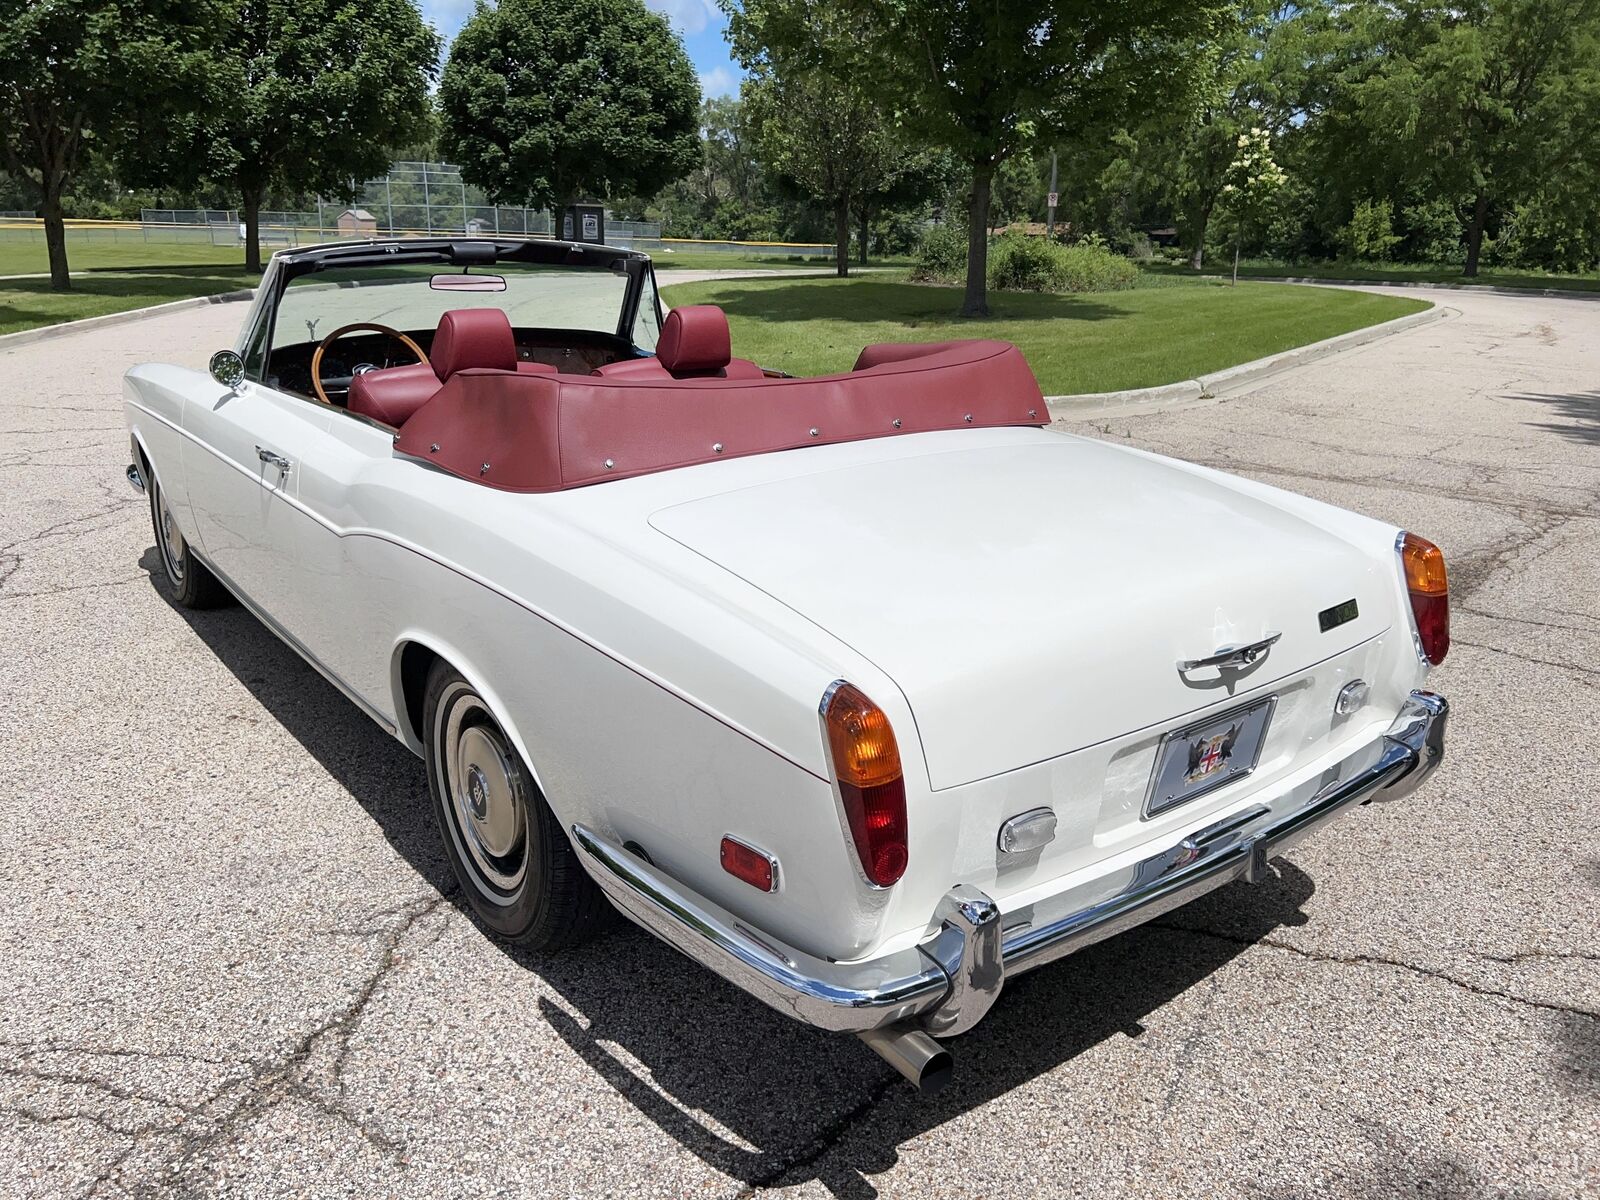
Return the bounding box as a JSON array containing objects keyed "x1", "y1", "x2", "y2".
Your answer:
[
  {"x1": 656, "y1": 305, "x2": 731, "y2": 375},
  {"x1": 432, "y1": 308, "x2": 517, "y2": 381}
]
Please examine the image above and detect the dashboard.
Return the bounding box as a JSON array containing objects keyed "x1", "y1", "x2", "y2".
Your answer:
[{"x1": 266, "y1": 328, "x2": 637, "y2": 403}]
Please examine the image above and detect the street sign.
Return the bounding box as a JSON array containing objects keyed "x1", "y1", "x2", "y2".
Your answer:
[{"x1": 1047, "y1": 192, "x2": 1058, "y2": 208}]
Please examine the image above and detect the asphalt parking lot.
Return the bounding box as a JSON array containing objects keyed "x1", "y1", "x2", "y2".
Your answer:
[{"x1": 1, "y1": 284, "x2": 1595, "y2": 1198}]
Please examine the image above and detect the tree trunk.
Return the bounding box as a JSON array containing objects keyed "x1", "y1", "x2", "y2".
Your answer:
[
  {"x1": 41, "y1": 179, "x2": 70, "y2": 292},
  {"x1": 834, "y1": 198, "x2": 850, "y2": 278},
  {"x1": 242, "y1": 183, "x2": 264, "y2": 275},
  {"x1": 1190, "y1": 206, "x2": 1210, "y2": 270},
  {"x1": 962, "y1": 163, "x2": 993, "y2": 318},
  {"x1": 1463, "y1": 190, "x2": 1488, "y2": 278},
  {"x1": 858, "y1": 206, "x2": 869, "y2": 266}
]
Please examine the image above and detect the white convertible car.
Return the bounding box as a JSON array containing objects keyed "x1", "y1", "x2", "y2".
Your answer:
[{"x1": 124, "y1": 237, "x2": 1449, "y2": 1092}]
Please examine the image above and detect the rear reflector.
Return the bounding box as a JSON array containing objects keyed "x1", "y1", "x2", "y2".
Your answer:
[
  {"x1": 821, "y1": 681, "x2": 908, "y2": 887},
  {"x1": 1399, "y1": 532, "x2": 1449, "y2": 665},
  {"x1": 720, "y1": 836, "x2": 777, "y2": 892}
]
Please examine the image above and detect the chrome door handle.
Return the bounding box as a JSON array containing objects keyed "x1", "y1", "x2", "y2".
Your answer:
[
  {"x1": 256, "y1": 446, "x2": 292, "y2": 476},
  {"x1": 1177, "y1": 632, "x2": 1281, "y2": 673}
]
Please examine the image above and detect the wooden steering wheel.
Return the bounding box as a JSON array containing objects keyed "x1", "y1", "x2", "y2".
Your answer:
[{"x1": 310, "y1": 322, "x2": 430, "y2": 406}]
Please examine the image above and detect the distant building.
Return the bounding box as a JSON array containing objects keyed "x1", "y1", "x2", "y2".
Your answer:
[{"x1": 336, "y1": 208, "x2": 379, "y2": 236}]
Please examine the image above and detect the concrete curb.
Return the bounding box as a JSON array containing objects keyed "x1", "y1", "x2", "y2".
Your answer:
[
  {"x1": 1250, "y1": 274, "x2": 1600, "y2": 301},
  {"x1": 1045, "y1": 303, "x2": 1446, "y2": 419},
  {"x1": 0, "y1": 289, "x2": 255, "y2": 351}
]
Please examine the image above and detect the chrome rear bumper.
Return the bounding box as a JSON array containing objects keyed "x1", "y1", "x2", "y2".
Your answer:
[{"x1": 573, "y1": 690, "x2": 1448, "y2": 1038}]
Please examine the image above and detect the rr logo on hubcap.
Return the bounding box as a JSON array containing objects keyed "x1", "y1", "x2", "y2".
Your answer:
[{"x1": 466, "y1": 765, "x2": 489, "y2": 820}]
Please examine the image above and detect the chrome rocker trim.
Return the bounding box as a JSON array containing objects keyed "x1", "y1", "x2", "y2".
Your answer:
[{"x1": 572, "y1": 690, "x2": 1448, "y2": 1038}]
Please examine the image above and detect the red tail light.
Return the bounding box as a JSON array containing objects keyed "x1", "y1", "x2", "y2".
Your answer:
[
  {"x1": 1399, "y1": 532, "x2": 1449, "y2": 665},
  {"x1": 821, "y1": 681, "x2": 908, "y2": 887}
]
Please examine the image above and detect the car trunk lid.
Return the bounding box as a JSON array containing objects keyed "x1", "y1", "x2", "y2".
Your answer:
[{"x1": 649, "y1": 436, "x2": 1394, "y2": 790}]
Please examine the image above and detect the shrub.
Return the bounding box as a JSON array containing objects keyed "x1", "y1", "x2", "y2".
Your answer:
[
  {"x1": 987, "y1": 232, "x2": 1064, "y2": 290},
  {"x1": 1401, "y1": 198, "x2": 1463, "y2": 264},
  {"x1": 912, "y1": 223, "x2": 966, "y2": 282},
  {"x1": 1340, "y1": 198, "x2": 1402, "y2": 261},
  {"x1": 986, "y1": 233, "x2": 1139, "y2": 292}
]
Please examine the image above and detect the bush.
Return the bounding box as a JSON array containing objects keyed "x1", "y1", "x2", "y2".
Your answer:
[
  {"x1": 1401, "y1": 198, "x2": 1463, "y2": 264},
  {"x1": 912, "y1": 223, "x2": 966, "y2": 282},
  {"x1": 987, "y1": 232, "x2": 1064, "y2": 290},
  {"x1": 1340, "y1": 199, "x2": 1402, "y2": 262},
  {"x1": 1053, "y1": 242, "x2": 1139, "y2": 292}
]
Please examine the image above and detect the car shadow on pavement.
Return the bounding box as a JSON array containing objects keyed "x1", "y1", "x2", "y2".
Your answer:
[
  {"x1": 146, "y1": 552, "x2": 1320, "y2": 1199},
  {"x1": 1512, "y1": 390, "x2": 1600, "y2": 446},
  {"x1": 521, "y1": 868, "x2": 1317, "y2": 1198}
]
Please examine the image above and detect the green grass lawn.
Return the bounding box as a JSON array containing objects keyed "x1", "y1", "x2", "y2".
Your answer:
[
  {"x1": 660, "y1": 275, "x2": 1429, "y2": 394},
  {"x1": 0, "y1": 267, "x2": 258, "y2": 336},
  {"x1": 1147, "y1": 259, "x2": 1600, "y2": 294},
  {"x1": 651, "y1": 250, "x2": 913, "y2": 271},
  {"x1": 0, "y1": 237, "x2": 252, "y2": 277}
]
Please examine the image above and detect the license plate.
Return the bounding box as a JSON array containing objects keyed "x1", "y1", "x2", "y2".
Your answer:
[{"x1": 1144, "y1": 697, "x2": 1277, "y2": 818}]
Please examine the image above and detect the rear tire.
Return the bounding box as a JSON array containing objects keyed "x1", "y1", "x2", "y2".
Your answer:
[
  {"x1": 147, "y1": 468, "x2": 231, "y2": 609},
  {"x1": 423, "y1": 661, "x2": 611, "y2": 950}
]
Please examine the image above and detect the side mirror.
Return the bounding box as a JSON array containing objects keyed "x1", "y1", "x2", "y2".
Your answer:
[{"x1": 210, "y1": 350, "x2": 245, "y2": 389}]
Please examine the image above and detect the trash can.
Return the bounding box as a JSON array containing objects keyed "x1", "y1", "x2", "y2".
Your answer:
[{"x1": 561, "y1": 203, "x2": 605, "y2": 245}]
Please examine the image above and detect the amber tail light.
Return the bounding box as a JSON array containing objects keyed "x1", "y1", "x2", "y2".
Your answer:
[
  {"x1": 1399, "y1": 532, "x2": 1449, "y2": 665},
  {"x1": 821, "y1": 682, "x2": 908, "y2": 887}
]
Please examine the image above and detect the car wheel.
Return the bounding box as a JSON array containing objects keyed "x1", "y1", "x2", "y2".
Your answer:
[
  {"x1": 424, "y1": 661, "x2": 612, "y2": 950},
  {"x1": 147, "y1": 468, "x2": 231, "y2": 609}
]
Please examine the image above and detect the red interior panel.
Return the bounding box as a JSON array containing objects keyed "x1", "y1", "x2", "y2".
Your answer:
[{"x1": 395, "y1": 339, "x2": 1047, "y2": 493}]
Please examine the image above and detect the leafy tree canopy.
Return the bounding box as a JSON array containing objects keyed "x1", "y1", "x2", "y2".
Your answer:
[
  {"x1": 0, "y1": 0, "x2": 227, "y2": 288},
  {"x1": 440, "y1": 0, "x2": 701, "y2": 213},
  {"x1": 182, "y1": 0, "x2": 440, "y2": 271}
]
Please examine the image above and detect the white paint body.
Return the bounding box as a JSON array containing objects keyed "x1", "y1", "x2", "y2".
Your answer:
[{"x1": 124, "y1": 331, "x2": 1430, "y2": 966}]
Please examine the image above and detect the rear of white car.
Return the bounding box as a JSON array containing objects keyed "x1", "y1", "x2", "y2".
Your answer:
[{"x1": 572, "y1": 428, "x2": 1450, "y2": 1090}]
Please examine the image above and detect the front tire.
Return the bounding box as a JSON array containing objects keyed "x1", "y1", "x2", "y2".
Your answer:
[
  {"x1": 147, "y1": 468, "x2": 231, "y2": 609},
  {"x1": 423, "y1": 662, "x2": 611, "y2": 950}
]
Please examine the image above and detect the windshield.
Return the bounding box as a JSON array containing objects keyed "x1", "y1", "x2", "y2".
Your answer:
[{"x1": 273, "y1": 262, "x2": 635, "y2": 349}]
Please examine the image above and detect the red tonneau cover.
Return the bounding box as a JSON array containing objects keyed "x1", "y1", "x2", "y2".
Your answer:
[{"x1": 394, "y1": 339, "x2": 1046, "y2": 492}]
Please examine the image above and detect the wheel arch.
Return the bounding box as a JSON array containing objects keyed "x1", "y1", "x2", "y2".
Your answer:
[{"x1": 388, "y1": 633, "x2": 553, "y2": 799}]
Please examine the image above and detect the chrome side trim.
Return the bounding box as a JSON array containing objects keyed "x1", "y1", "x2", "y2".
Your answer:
[{"x1": 572, "y1": 691, "x2": 1448, "y2": 1037}]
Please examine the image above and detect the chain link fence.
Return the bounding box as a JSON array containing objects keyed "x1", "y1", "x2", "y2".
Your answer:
[{"x1": 2, "y1": 161, "x2": 833, "y2": 259}]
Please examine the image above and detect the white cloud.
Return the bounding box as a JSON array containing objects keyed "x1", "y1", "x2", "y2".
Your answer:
[
  {"x1": 645, "y1": 0, "x2": 719, "y2": 36},
  {"x1": 699, "y1": 64, "x2": 741, "y2": 99}
]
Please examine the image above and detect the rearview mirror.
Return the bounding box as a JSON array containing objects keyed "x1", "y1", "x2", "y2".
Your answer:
[
  {"x1": 209, "y1": 350, "x2": 245, "y2": 388},
  {"x1": 431, "y1": 273, "x2": 506, "y2": 292}
]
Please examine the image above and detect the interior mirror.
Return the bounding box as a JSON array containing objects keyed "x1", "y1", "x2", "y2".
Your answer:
[
  {"x1": 431, "y1": 272, "x2": 506, "y2": 292},
  {"x1": 209, "y1": 349, "x2": 245, "y2": 388}
]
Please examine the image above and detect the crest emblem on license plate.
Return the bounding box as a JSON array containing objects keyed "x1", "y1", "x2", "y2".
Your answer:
[{"x1": 1185, "y1": 724, "x2": 1242, "y2": 783}]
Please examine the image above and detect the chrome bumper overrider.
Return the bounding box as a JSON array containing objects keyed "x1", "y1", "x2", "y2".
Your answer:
[{"x1": 573, "y1": 690, "x2": 1448, "y2": 1038}]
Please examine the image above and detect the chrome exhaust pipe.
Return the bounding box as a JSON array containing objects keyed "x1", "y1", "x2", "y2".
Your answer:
[{"x1": 858, "y1": 1026, "x2": 953, "y2": 1095}]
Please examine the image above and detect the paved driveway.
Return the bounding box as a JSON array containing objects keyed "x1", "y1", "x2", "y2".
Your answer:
[{"x1": 1, "y1": 287, "x2": 1595, "y2": 1198}]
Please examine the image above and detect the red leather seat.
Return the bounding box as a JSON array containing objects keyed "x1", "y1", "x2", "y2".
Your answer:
[
  {"x1": 594, "y1": 305, "x2": 763, "y2": 381},
  {"x1": 349, "y1": 309, "x2": 554, "y2": 426}
]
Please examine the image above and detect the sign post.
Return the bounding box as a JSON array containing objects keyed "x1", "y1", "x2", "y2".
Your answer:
[{"x1": 1046, "y1": 150, "x2": 1059, "y2": 240}]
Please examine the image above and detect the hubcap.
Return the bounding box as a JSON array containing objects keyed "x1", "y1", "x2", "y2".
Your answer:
[
  {"x1": 436, "y1": 688, "x2": 528, "y2": 900},
  {"x1": 154, "y1": 483, "x2": 185, "y2": 583}
]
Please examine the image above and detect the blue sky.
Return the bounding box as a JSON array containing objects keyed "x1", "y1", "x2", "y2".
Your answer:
[{"x1": 420, "y1": 0, "x2": 744, "y2": 98}]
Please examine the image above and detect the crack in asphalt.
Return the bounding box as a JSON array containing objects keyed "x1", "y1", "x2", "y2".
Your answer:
[
  {"x1": 729, "y1": 1074, "x2": 902, "y2": 1197},
  {"x1": 1149, "y1": 921, "x2": 1600, "y2": 1022},
  {"x1": 0, "y1": 893, "x2": 452, "y2": 1199},
  {"x1": 1452, "y1": 637, "x2": 1600, "y2": 683}
]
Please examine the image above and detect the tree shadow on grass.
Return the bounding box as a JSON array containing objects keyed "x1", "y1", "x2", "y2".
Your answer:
[
  {"x1": 1509, "y1": 390, "x2": 1600, "y2": 447},
  {"x1": 684, "y1": 278, "x2": 1123, "y2": 327}
]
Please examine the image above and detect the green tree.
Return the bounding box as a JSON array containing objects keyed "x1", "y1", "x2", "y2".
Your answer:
[
  {"x1": 440, "y1": 0, "x2": 700, "y2": 217},
  {"x1": 730, "y1": 0, "x2": 1230, "y2": 314},
  {"x1": 740, "y1": 67, "x2": 908, "y2": 276},
  {"x1": 0, "y1": 0, "x2": 224, "y2": 289},
  {"x1": 1317, "y1": 0, "x2": 1600, "y2": 276},
  {"x1": 192, "y1": 0, "x2": 439, "y2": 272},
  {"x1": 1216, "y1": 126, "x2": 1288, "y2": 282}
]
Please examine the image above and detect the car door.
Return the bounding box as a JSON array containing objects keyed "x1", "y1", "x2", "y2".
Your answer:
[{"x1": 181, "y1": 378, "x2": 334, "y2": 645}]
